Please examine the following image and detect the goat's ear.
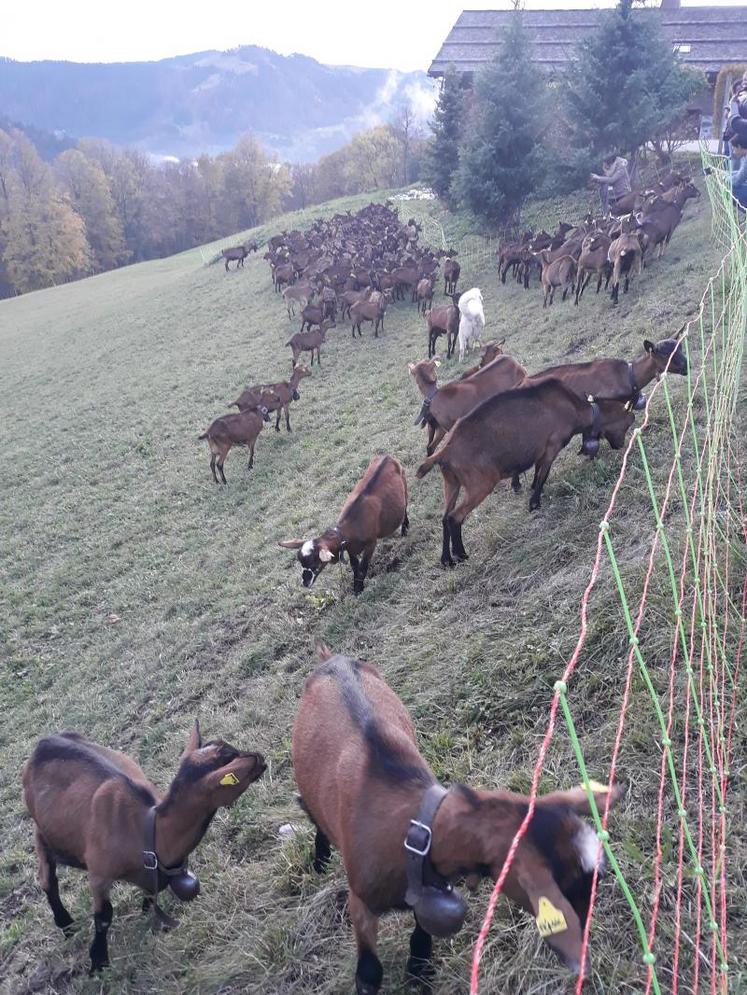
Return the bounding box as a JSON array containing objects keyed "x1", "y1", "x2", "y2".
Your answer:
[
  {"x1": 516, "y1": 856, "x2": 584, "y2": 974},
  {"x1": 211, "y1": 753, "x2": 265, "y2": 793},
  {"x1": 185, "y1": 719, "x2": 202, "y2": 754},
  {"x1": 279, "y1": 539, "x2": 305, "y2": 549},
  {"x1": 643, "y1": 339, "x2": 655, "y2": 354},
  {"x1": 318, "y1": 547, "x2": 334, "y2": 563},
  {"x1": 537, "y1": 781, "x2": 625, "y2": 816}
]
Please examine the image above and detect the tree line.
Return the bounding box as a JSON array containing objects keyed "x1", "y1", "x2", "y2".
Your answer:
[{"x1": 0, "y1": 114, "x2": 426, "y2": 299}]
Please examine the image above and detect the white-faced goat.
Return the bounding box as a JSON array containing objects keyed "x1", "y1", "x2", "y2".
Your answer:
[{"x1": 280, "y1": 455, "x2": 408, "y2": 594}]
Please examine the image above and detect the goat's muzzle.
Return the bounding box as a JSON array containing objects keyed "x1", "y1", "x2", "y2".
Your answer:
[{"x1": 301, "y1": 568, "x2": 317, "y2": 588}]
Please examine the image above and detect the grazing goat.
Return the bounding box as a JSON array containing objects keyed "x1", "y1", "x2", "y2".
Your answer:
[
  {"x1": 233, "y1": 365, "x2": 311, "y2": 433},
  {"x1": 528, "y1": 334, "x2": 688, "y2": 410},
  {"x1": 409, "y1": 352, "x2": 526, "y2": 456},
  {"x1": 443, "y1": 258, "x2": 460, "y2": 295},
  {"x1": 199, "y1": 403, "x2": 271, "y2": 483},
  {"x1": 607, "y1": 233, "x2": 643, "y2": 304},
  {"x1": 416, "y1": 381, "x2": 634, "y2": 565},
  {"x1": 293, "y1": 648, "x2": 625, "y2": 994},
  {"x1": 538, "y1": 250, "x2": 577, "y2": 308},
  {"x1": 23, "y1": 724, "x2": 265, "y2": 972},
  {"x1": 280, "y1": 455, "x2": 408, "y2": 594},
  {"x1": 456, "y1": 288, "x2": 485, "y2": 362},
  {"x1": 287, "y1": 321, "x2": 334, "y2": 368}
]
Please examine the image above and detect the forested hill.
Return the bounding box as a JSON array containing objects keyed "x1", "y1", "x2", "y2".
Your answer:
[{"x1": 0, "y1": 49, "x2": 432, "y2": 162}]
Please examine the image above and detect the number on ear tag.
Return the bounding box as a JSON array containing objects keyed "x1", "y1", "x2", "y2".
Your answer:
[
  {"x1": 220, "y1": 772, "x2": 240, "y2": 786},
  {"x1": 536, "y1": 896, "x2": 568, "y2": 937}
]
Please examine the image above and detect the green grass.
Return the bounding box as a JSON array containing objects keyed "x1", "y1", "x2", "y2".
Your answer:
[{"x1": 0, "y1": 182, "x2": 744, "y2": 995}]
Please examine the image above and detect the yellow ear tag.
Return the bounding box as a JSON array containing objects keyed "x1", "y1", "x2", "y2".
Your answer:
[
  {"x1": 536, "y1": 896, "x2": 568, "y2": 937},
  {"x1": 220, "y1": 772, "x2": 240, "y2": 786},
  {"x1": 584, "y1": 779, "x2": 611, "y2": 794}
]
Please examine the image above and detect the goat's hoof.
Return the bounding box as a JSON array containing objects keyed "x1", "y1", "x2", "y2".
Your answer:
[
  {"x1": 89, "y1": 960, "x2": 109, "y2": 975},
  {"x1": 405, "y1": 957, "x2": 435, "y2": 990},
  {"x1": 453, "y1": 551, "x2": 469, "y2": 562},
  {"x1": 441, "y1": 557, "x2": 455, "y2": 569}
]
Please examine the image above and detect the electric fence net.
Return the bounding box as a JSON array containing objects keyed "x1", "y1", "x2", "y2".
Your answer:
[{"x1": 471, "y1": 149, "x2": 747, "y2": 993}]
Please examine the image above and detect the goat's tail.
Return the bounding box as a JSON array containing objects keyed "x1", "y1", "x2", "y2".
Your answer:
[
  {"x1": 198, "y1": 432, "x2": 208, "y2": 440},
  {"x1": 416, "y1": 452, "x2": 442, "y2": 479}
]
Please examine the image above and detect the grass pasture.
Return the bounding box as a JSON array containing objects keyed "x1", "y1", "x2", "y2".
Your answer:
[{"x1": 1, "y1": 185, "x2": 744, "y2": 995}]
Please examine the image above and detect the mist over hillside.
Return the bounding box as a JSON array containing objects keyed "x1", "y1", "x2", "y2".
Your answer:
[{"x1": 0, "y1": 47, "x2": 435, "y2": 161}]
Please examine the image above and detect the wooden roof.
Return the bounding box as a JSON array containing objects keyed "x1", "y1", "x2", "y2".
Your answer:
[{"x1": 428, "y1": 6, "x2": 747, "y2": 77}]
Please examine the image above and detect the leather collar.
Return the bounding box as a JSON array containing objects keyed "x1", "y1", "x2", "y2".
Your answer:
[
  {"x1": 628, "y1": 362, "x2": 640, "y2": 400},
  {"x1": 143, "y1": 806, "x2": 190, "y2": 928},
  {"x1": 404, "y1": 784, "x2": 451, "y2": 903},
  {"x1": 414, "y1": 385, "x2": 438, "y2": 426}
]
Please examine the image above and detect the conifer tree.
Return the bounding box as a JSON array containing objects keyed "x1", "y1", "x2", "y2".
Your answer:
[
  {"x1": 453, "y1": 13, "x2": 548, "y2": 225},
  {"x1": 564, "y1": 1, "x2": 702, "y2": 164},
  {"x1": 423, "y1": 65, "x2": 467, "y2": 202}
]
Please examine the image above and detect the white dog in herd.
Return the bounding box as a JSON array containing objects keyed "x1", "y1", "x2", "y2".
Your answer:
[{"x1": 456, "y1": 287, "x2": 485, "y2": 362}]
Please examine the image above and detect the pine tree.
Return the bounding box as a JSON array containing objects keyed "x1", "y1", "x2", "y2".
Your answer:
[
  {"x1": 423, "y1": 65, "x2": 467, "y2": 202},
  {"x1": 563, "y1": 2, "x2": 703, "y2": 164},
  {"x1": 453, "y1": 13, "x2": 548, "y2": 225}
]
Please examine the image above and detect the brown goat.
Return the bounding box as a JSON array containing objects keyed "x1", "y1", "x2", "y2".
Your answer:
[
  {"x1": 233, "y1": 365, "x2": 311, "y2": 433},
  {"x1": 425, "y1": 301, "x2": 459, "y2": 359},
  {"x1": 350, "y1": 295, "x2": 388, "y2": 338},
  {"x1": 607, "y1": 233, "x2": 642, "y2": 304},
  {"x1": 574, "y1": 233, "x2": 612, "y2": 304},
  {"x1": 458, "y1": 338, "x2": 506, "y2": 379},
  {"x1": 199, "y1": 403, "x2": 271, "y2": 483},
  {"x1": 416, "y1": 277, "x2": 435, "y2": 315},
  {"x1": 293, "y1": 649, "x2": 625, "y2": 993},
  {"x1": 443, "y1": 258, "x2": 460, "y2": 295},
  {"x1": 539, "y1": 250, "x2": 577, "y2": 308},
  {"x1": 408, "y1": 353, "x2": 527, "y2": 456},
  {"x1": 528, "y1": 335, "x2": 688, "y2": 408},
  {"x1": 23, "y1": 724, "x2": 265, "y2": 972},
  {"x1": 279, "y1": 455, "x2": 408, "y2": 594},
  {"x1": 287, "y1": 321, "x2": 334, "y2": 367},
  {"x1": 416, "y1": 380, "x2": 634, "y2": 565}
]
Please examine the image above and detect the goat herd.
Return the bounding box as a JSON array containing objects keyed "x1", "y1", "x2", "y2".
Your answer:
[{"x1": 24, "y1": 194, "x2": 696, "y2": 993}]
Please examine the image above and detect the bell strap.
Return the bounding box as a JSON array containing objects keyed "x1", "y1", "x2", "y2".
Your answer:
[
  {"x1": 628, "y1": 362, "x2": 641, "y2": 402},
  {"x1": 414, "y1": 385, "x2": 438, "y2": 427},
  {"x1": 143, "y1": 806, "x2": 187, "y2": 929},
  {"x1": 404, "y1": 784, "x2": 450, "y2": 908}
]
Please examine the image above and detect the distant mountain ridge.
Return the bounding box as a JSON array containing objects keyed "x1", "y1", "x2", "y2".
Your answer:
[{"x1": 0, "y1": 47, "x2": 434, "y2": 162}]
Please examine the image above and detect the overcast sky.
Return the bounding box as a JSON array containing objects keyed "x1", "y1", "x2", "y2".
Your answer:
[{"x1": 5, "y1": 0, "x2": 743, "y2": 72}]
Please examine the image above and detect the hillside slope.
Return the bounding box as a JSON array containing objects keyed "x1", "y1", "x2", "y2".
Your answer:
[
  {"x1": 0, "y1": 50, "x2": 433, "y2": 161},
  {"x1": 0, "y1": 187, "x2": 743, "y2": 994}
]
